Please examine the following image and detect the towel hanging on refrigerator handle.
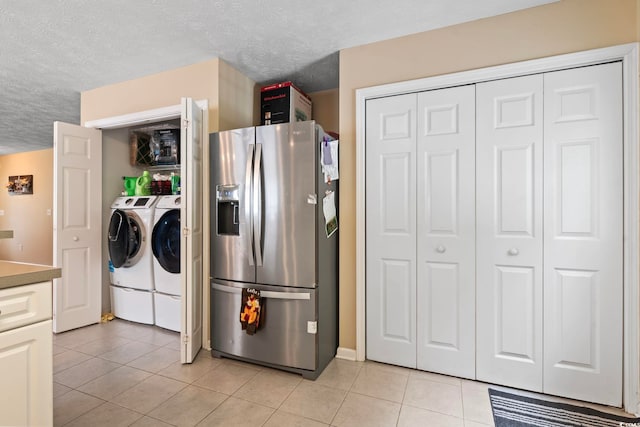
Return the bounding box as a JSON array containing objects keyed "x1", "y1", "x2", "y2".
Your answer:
[{"x1": 240, "y1": 288, "x2": 264, "y2": 335}]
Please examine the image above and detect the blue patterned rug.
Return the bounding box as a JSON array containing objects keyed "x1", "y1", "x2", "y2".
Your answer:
[{"x1": 489, "y1": 388, "x2": 640, "y2": 426}]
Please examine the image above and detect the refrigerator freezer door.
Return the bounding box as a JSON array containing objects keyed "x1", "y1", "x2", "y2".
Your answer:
[
  {"x1": 211, "y1": 280, "x2": 317, "y2": 371},
  {"x1": 256, "y1": 121, "x2": 317, "y2": 288},
  {"x1": 210, "y1": 127, "x2": 256, "y2": 283}
]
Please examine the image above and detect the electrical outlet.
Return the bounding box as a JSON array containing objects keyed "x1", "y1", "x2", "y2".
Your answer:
[
  {"x1": 307, "y1": 321, "x2": 317, "y2": 334},
  {"x1": 46, "y1": 209, "x2": 51, "y2": 216},
  {"x1": 0, "y1": 210, "x2": 4, "y2": 216},
  {"x1": 17, "y1": 243, "x2": 23, "y2": 252}
]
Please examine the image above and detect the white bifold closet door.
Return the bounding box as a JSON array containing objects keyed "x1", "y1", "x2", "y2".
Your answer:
[
  {"x1": 366, "y1": 61, "x2": 623, "y2": 406},
  {"x1": 416, "y1": 85, "x2": 476, "y2": 379},
  {"x1": 366, "y1": 93, "x2": 418, "y2": 368},
  {"x1": 476, "y1": 62, "x2": 623, "y2": 405},
  {"x1": 542, "y1": 62, "x2": 622, "y2": 406},
  {"x1": 476, "y1": 74, "x2": 545, "y2": 391},
  {"x1": 366, "y1": 86, "x2": 476, "y2": 379}
]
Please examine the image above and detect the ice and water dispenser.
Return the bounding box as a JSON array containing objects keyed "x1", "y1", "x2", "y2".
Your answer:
[{"x1": 216, "y1": 185, "x2": 240, "y2": 235}]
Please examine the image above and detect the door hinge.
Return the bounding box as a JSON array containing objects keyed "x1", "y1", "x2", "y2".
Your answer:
[
  {"x1": 183, "y1": 227, "x2": 190, "y2": 236},
  {"x1": 183, "y1": 335, "x2": 190, "y2": 344},
  {"x1": 183, "y1": 119, "x2": 190, "y2": 129}
]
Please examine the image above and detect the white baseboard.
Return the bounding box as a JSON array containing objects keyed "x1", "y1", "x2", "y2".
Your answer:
[{"x1": 336, "y1": 347, "x2": 357, "y2": 361}]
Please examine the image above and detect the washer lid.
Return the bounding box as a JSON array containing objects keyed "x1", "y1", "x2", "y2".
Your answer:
[
  {"x1": 152, "y1": 209, "x2": 181, "y2": 274},
  {"x1": 108, "y1": 209, "x2": 141, "y2": 268}
]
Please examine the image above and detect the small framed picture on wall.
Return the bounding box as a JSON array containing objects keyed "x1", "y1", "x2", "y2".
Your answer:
[{"x1": 6, "y1": 175, "x2": 33, "y2": 195}]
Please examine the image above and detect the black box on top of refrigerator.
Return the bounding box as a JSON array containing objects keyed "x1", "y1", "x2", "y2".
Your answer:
[{"x1": 260, "y1": 81, "x2": 312, "y2": 126}]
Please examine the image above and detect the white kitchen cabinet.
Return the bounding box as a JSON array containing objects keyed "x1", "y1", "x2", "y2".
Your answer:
[{"x1": 0, "y1": 281, "x2": 53, "y2": 427}]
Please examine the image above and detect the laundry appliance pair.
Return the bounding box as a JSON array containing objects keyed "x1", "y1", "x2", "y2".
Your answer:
[{"x1": 108, "y1": 195, "x2": 181, "y2": 331}]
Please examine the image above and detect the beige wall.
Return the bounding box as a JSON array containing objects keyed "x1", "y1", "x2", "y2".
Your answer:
[
  {"x1": 218, "y1": 60, "x2": 258, "y2": 131},
  {"x1": 82, "y1": 59, "x2": 218, "y2": 129},
  {"x1": 338, "y1": 0, "x2": 639, "y2": 351},
  {"x1": 81, "y1": 58, "x2": 256, "y2": 133},
  {"x1": 80, "y1": 58, "x2": 339, "y2": 132},
  {"x1": 0, "y1": 149, "x2": 53, "y2": 265},
  {"x1": 309, "y1": 88, "x2": 339, "y2": 134}
]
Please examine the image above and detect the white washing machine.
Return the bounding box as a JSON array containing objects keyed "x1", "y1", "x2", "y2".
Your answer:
[
  {"x1": 151, "y1": 195, "x2": 181, "y2": 332},
  {"x1": 108, "y1": 195, "x2": 157, "y2": 324}
]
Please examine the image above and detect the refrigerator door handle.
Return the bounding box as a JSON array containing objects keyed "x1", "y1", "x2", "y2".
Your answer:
[
  {"x1": 211, "y1": 283, "x2": 311, "y2": 300},
  {"x1": 261, "y1": 290, "x2": 310, "y2": 300},
  {"x1": 245, "y1": 144, "x2": 255, "y2": 266},
  {"x1": 253, "y1": 143, "x2": 264, "y2": 266}
]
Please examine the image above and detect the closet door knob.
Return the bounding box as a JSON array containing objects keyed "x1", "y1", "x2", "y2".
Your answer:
[
  {"x1": 73, "y1": 236, "x2": 79, "y2": 241},
  {"x1": 508, "y1": 248, "x2": 519, "y2": 256},
  {"x1": 436, "y1": 245, "x2": 446, "y2": 253}
]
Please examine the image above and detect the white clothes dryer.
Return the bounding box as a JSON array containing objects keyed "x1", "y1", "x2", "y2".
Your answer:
[
  {"x1": 151, "y1": 195, "x2": 181, "y2": 332},
  {"x1": 108, "y1": 195, "x2": 157, "y2": 324}
]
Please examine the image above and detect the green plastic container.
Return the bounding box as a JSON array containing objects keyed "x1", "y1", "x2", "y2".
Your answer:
[
  {"x1": 170, "y1": 173, "x2": 180, "y2": 195},
  {"x1": 135, "y1": 171, "x2": 152, "y2": 196},
  {"x1": 123, "y1": 176, "x2": 137, "y2": 196}
]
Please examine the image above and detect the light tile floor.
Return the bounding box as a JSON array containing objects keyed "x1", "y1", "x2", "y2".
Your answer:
[{"x1": 53, "y1": 319, "x2": 632, "y2": 426}]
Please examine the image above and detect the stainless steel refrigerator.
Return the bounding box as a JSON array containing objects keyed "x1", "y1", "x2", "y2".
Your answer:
[{"x1": 209, "y1": 120, "x2": 338, "y2": 379}]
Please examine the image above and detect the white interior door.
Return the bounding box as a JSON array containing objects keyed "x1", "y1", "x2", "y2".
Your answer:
[
  {"x1": 543, "y1": 62, "x2": 623, "y2": 406},
  {"x1": 476, "y1": 75, "x2": 544, "y2": 391},
  {"x1": 53, "y1": 122, "x2": 102, "y2": 333},
  {"x1": 181, "y1": 98, "x2": 204, "y2": 363},
  {"x1": 416, "y1": 86, "x2": 476, "y2": 379},
  {"x1": 365, "y1": 93, "x2": 417, "y2": 368}
]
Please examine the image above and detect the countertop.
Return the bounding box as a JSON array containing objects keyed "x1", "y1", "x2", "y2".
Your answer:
[
  {"x1": 0, "y1": 260, "x2": 61, "y2": 290},
  {"x1": 0, "y1": 230, "x2": 13, "y2": 239}
]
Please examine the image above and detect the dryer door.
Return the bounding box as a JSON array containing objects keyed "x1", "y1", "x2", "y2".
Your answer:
[
  {"x1": 108, "y1": 209, "x2": 141, "y2": 268},
  {"x1": 152, "y1": 209, "x2": 181, "y2": 273}
]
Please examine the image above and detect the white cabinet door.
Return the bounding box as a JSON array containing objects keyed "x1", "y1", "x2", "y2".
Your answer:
[
  {"x1": 476, "y1": 75, "x2": 544, "y2": 391},
  {"x1": 416, "y1": 86, "x2": 476, "y2": 379},
  {"x1": 543, "y1": 62, "x2": 623, "y2": 406},
  {"x1": 0, "y1": 320, "x2": 52, "y2": 427},
  {"x1": 365, "y1": 93, "x2": 418, "y2": 368},
  {"x1": 181, "y1": 98, "x2": 204, "y2": 363},
  {"x1": 53, "y1": 122, "x2": 102, "y2": 333}
]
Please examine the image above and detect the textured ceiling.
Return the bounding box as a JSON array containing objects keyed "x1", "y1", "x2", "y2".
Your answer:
[{"x1": 0, "y1": 0, "x2": 557, "y2": 155}]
